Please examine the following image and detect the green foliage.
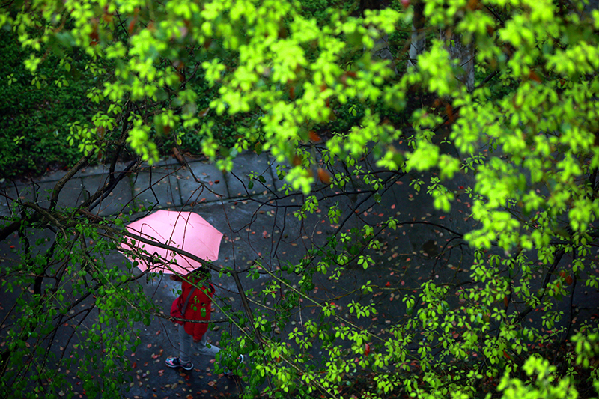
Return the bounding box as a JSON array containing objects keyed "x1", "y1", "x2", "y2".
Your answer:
[
  {"x1": 0, "y1": 217, "x2": 157, "y2": 398},
  {"x1": 0, "y1": 30, "x2": 92, "y2": 178},
  {"x1": 2, "y1": 0, "x2": 599, "y2": 398}
]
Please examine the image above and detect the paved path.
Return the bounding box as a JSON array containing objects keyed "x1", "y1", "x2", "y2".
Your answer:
[
  {"x1": 2, "y1": 150, "x2": 597, "y2": 399},
  {"x1": 0, "y1": 148, "x2": 472, "y2": 398},
  {"x1": 1, "y1": 152, "x2": 283, "y2": 218}
]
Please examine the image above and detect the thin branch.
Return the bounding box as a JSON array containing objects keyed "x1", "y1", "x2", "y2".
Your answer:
[{"x1": 49, "y1": 155, "x2": 91, "y2": 212}]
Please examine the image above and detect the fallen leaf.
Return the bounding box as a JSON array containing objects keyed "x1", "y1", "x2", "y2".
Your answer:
[
  {"x1": 317, "y1": 168, "x2": 331, "y2": 184},
  {"x1": 309, "y1": 130, "x2": 321, "y2": 142}
]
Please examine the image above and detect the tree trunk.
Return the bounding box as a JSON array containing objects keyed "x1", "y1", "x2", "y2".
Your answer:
[
  {"x1": 440, "y1": 30, "x2": 475, "y2": 92},
  {"x1": 408, "y1": 0, "x2": 426, "y2": 68}
]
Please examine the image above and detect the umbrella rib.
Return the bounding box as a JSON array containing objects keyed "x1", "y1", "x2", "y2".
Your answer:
[
  {"x1": 167, "y1": 211, "x2": 192, "y2": 258},
  {"x1": 119, "y1": 247, "x2": 182, "y2": 274},
  {"x1": 123, "y1": 230, "x2": 212, "y2": 269},
  {"x1": 121, "y1": 211, "x2": 223, "y2": 274}
]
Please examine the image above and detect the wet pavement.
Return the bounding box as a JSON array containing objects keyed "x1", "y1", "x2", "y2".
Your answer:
[{"x1": 1, "y1": 147, "x2": 598, "y2": 398}]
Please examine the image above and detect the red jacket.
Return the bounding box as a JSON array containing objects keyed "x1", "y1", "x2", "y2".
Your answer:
[{"x1": 180, "y1": 278, "x2": 214, "y2": 341}]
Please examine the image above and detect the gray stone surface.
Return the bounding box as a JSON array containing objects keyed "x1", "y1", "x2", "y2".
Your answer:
[
  {"x1": 35, "y1": 169, "x2": 69, "y2": 183},
  {"x1": 0, "y1": 178, "x2": 86, "y2": 216},
  {"x1": 268, "y1": 156, "x2": 292, "y2": 193},
  {"x1": 75, "y1": 161, "x2": 130, "y2": 178},
  {"x1": 177, "y1": 163, "x2": 228, "y2": 205},
  {"x1": 226, "y1": 152, "x2": 277, "y2": 197},
  {"x1": 82, "y1": 174, "x2": 135, "y2": 216},
  {"x1": 131, "y1": 165, "x2": 182, "y2": 209},
  {"x1": 2, "y1": 148, "x2": 598, "y2": 399}
]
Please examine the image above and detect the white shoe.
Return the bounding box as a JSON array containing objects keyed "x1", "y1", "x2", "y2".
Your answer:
[{"x1": 198, "y1": 343, "x2": 220, "y2": 356}]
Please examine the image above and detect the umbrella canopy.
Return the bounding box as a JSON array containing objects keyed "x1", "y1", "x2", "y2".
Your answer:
[{"x1": 120, "y1": 210, "x2": 223, "y2": 275}]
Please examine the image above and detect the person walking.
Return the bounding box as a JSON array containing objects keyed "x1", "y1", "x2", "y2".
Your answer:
[{"x1": 165, "y1": 268, "x2": 220, "y2": 371}]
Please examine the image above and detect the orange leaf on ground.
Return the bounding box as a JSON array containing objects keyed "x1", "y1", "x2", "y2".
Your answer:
[
  {"x1": 309, "y1": 130, "x2": 321, "y2": 142},
  {"x1": 317, "y1": 168, "x2": 331, "y2": 184}
]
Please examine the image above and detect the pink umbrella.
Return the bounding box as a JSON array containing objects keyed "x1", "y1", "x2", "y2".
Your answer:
[{"x1": 120, "y1": 210, "x2": 223, "y2": 275}]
